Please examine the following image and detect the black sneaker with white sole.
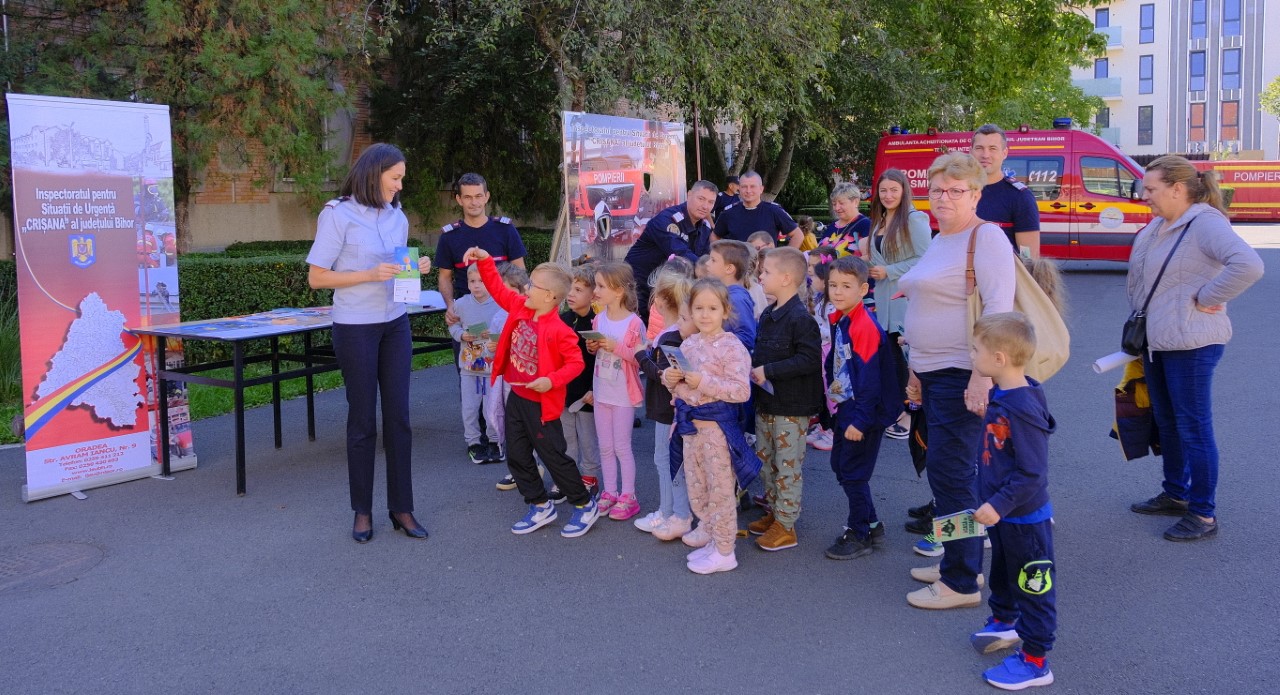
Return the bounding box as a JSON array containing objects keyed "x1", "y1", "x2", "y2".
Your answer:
[
  {"x1": 485, "y1": 442, "x2": 505, "y2": 463},
  {"x1": 495, "y1": 474, "x2": 517, "y2": 491},
  {"x1": 467, "y1": 443, "x2": 488, "y2": 464},
  {"x1": 825, "y1": 529, "x2": 874, "y2": 560}
]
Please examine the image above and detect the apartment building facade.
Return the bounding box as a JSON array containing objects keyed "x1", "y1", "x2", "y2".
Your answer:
[{"x1": 1071, "y1": 0, "x2": 1279, "y2": 160}]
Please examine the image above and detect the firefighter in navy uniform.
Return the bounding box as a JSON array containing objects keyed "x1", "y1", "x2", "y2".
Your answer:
[
  {"x1": 972, "y1": 124, "x2": 1041, "y2": 258},
  {"x1": 624, "y1": 180, "x2": 719, "y2": 320}
]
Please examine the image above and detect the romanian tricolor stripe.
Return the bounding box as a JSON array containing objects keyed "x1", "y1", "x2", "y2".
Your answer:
[{"x1": 23, "y1": 340, "x2": 143, "y2": 439}]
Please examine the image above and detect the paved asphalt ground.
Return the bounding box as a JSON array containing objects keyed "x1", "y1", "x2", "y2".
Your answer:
[{"x1": 2, "y1": 226, "x2": 1277, "y2": 694}]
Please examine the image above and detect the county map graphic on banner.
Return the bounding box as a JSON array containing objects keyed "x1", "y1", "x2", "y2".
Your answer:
[
  {"x1": 561, "y1": 112, "x2": 686, "y2": 263},
  {"x1": 8, "y1": 93, "x2": 194, "y2": 501}
]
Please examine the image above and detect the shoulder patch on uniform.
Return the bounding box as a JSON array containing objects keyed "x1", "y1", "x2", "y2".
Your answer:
[
  {"x1": 1006, "y1": 176, "x2": 1028, "y2": 191},
  {"x1": 672, "y1": 211, "x2": 685, "y2": 222},
  {"x1": 724, "y1": 202, "x2": 738, "y2": 211},
  {"x1": 667, "y1": 223, "x2": 681, "y2": 234},
  {"x1": 498, "y1": 216, "x2": 511, "y2": 224},
  {"x1": 441, "y1": 222, "x2": 456, "y2": 233},
  {"x1": 324, "y1": 199, "x2": 341, "y2": 208}
]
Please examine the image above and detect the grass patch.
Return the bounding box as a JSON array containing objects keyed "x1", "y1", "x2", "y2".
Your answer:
[{"x1": 186, "y1": 348, "x2": 454, "y2": 421}]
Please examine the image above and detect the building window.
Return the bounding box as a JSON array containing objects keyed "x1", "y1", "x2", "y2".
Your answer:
[
  {"x1": 1222, "y1": 101, "x2": 1239, "y2": 141},
  {"x1": 1191, "y1": 0, "x2": 1207, "y2": 40},
  {"x1": 1139, "y1": 55, "x2": 1154, "y2": 94},
  {"x1": 1095, "y1": 8, "x2": 1110, "y2": 27},
  {"x1": 1097, "y1": 108, "x2": 1110, "y2": 129},
  {"x1": 1189, "y1": 103, "x2": 1206, "y2": 142},
  {"x1": 1140, "y1": 4, "x2": 1155, "y2": 43},
  {"x1": 1223, "y1": 0, "x2": 1242, "y2": 36},
  {"x1": 1222, "y1": 48, "x2": 1241, "y2": 90},
  {"x1": 1138, "y1": 106, "x2": 1153, "y2": 146},
  {"x1": 1189, "y1": 51, "x2": 1206, "y2": 92},
  {"x1": 1095, "y1": 58, "x2": 1109, "y2": 79}
]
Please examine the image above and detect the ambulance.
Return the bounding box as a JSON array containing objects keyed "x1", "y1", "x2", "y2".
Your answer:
[
  {"x1": 873, "y1": 122, "x2": 1151, "y2": 261},
  {"x1": 1190, "y1": 160, "x2": 1280, "y2": 222}
]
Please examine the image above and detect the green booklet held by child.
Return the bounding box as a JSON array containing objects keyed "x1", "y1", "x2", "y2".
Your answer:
[{"x1": 932, "y1": 510, "x2": 988, "y2": 542}]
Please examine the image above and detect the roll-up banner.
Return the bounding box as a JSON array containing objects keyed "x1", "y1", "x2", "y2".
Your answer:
[{"x1": 8, "y1": 93, "x2": 195, "y2": 502}]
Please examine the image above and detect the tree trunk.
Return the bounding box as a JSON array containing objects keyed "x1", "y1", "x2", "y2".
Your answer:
[
  {"x1": 705, "y1": 125, "x2": 728, "y2": 180},
  {"x1": 175, "y1": 195, "x2": 191, "y2": 254},
  {"x1": 763, "y1": 116, "x2": 801, "y2": 201},
  {"x1": 744, "y1": 118, "x2": 763, "y2": 173},
  {"x1": 729, "y1": 124, "x2": 751, "y2": 176}
]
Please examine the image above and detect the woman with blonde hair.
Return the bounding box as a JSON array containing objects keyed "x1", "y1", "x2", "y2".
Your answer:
[
  {"x1": 819, "y1": 182, "x2": 870, "y2": 257},
  {"x1": 899, "y1": 152, "x2": 1015, "y2": 609},
  {"x1": 1125, "y1": 155, "x2": 1263, "y2": 541}
]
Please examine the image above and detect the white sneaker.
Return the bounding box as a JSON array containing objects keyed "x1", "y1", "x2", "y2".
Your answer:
[
  {"x1": 681, "y1": 525, "x2": 711, "y2": 548},
  {"x1": 687, "y1": 548, "x2": 738, "y2": 575},
  {"x1": 686, "y1": 543, "x2": 717, "y2": 562},
  {"x1": 633, "y1": 510, "x2": 664, "y2": 533},
  {"x1": 652, "y1": 515, "x2": 692, "y2": 541}
]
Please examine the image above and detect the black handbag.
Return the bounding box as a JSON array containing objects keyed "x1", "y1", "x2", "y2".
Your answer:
[{"x1": 1122, "y1": 221, "x2": 1193, "y2": 356}]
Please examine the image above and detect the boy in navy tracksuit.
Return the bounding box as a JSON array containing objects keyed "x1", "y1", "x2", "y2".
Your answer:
[
  {"x1": 968, "y1": 312, "x2": 1058, "y2": 691},
  {"x1": 821, "y1": 256, "x2": 902, "y2": 560}
]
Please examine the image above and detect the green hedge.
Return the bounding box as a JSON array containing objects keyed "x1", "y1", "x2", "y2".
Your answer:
[{"x1": 223, "y1": 238, "x2": 424, "y2": 258}]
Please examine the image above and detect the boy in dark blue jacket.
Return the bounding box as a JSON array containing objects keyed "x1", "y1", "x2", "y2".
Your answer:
[
  {"x1": 968, "y1": 312, "x2": 1058, "y2": 691},
  {"x1": 822, "y1": 256, "x2": 902, "y2": 560}
]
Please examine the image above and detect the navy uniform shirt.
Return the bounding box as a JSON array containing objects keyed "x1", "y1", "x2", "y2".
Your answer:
[
  {"x1": 625, "y1": 202, "x2": 710, "y2": 279},
  {"x1": 714, "y1": 191, "x2": 740, "y2": 217},
  {"x1": 712, "y1": 200, "x2": 797, "y2": 243},
  {"x1": 977, "y1": 177, "x2": 1040, "y2": 249},
  {"x1": 434, "y1": 216, "x2": 527, "y2": 299}
]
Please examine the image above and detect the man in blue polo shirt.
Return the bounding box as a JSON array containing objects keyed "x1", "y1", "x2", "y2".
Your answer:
[
  {"x1": 624, "y1": 180, "x2": 718, "y2": 318},
  {"x1": 714, "y1": 175, "x2": 740, "y2": 217},
  {"x1": 435, "y1": 172, "x2": 528, "y2": 322},
  {"x1": 972, "y1": 124, "x2": 1041, "y2": 259},
  {"x1": 711, "y1": 170, "x2": 801, "y2": 247}
]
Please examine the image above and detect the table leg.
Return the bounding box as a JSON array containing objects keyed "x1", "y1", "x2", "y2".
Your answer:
[
  {"x1": 305, "y1": 331, "x2": 316, "y2": 441},
  {"x1": 234, "y1": 341, "x2": 247, "y2": 496},
  {"x1": 272, "y1": 335, "x2": 282, "y2": 449},
  {"x1": 156, "y1": 337, "x2": 171, "y2": 476}
]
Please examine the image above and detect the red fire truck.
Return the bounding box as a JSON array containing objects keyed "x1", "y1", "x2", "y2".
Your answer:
[{"x1": 1191, "y1": 161, "x2": 1280, "y2": 222}]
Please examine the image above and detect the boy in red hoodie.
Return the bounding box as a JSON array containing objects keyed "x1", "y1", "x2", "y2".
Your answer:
[{"x1": 464, "y1": 247, "x2": 600, "y2": 537}]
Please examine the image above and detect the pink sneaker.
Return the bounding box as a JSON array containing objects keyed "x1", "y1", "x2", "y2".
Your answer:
[
  {"x1": 687, "y1": 548, "x2": 738, "y2": 575},
  {"x1": 597, "y1": 491, "x2": 619, "y2": 514},
  {"x1": 608, "y1": 493, "x2": 641, "y2": 521},
  {"x1": 681, "y1": 525, "x2": 711, "y2": 548},
  {"x1": 807, "y1": 429, "x2": 833, "y2": 451}
]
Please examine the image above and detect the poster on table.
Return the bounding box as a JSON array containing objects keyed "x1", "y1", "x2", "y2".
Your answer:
[
  {"x1": 8, "y1": 93, "x2": 196, "y2": 502},
  {"x1": 559, "y1": 112, "x2": 686, "y2": 263}
]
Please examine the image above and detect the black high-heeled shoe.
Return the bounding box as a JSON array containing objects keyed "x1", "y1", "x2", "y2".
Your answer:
[
  {"x1": 352, "y1": 513, "x2": 373, "y2": 544},
  {"x1": 389, "y1": 511, "x2": 428, "y2": 539}
]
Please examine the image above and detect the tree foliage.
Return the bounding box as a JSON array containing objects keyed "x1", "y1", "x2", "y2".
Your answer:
[
  {"x1": 0, "y1": 0, "x2": 382, "y2": 246},
  {"x1": 373, "y1": 0, "x2": 1108, "y2": 212},
  {"x1": 1263, "y1": 76, "x2": 1280, "y2": 120}
]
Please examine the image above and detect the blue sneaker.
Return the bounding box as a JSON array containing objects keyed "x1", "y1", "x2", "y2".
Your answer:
[
  {"x1": 983, "y1": 651, "x2": 1053, "y2": 690},
  {"x1": 971, "y1": 616, "x2": 1021, "y2": 654},
  {"x1": 913, "y1": 532, "x2": 944, "y2": 557},
  {"x1": 561, "y1": 498, "x2": 600, "y2": 538},
  {"x1": 511, "y1": 502, "x2": 558, "y2": 535}
]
